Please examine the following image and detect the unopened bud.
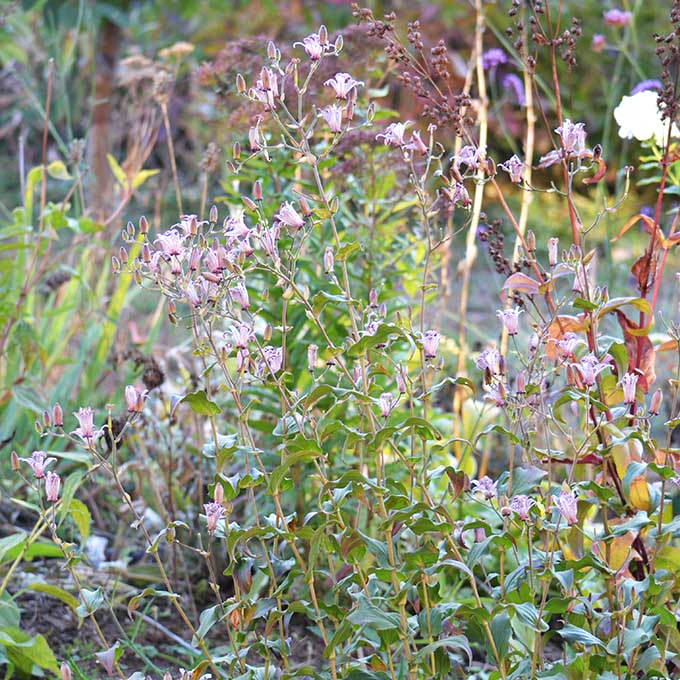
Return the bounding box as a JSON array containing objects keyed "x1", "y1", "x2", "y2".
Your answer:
[
  {"x1": 547, "y1": 237, "x2": 559, "y2": 267},
  {"x1": 307, "y1": 344, "x2": 318, "y2": 372},
  {"x1": 119, "y1": 247, "x2": 128, "y2": 264},
  {"x1": 526, "y1": 230, "x2": 536, "y2": 252},
  {"x1": 334, "y1": 35, "x2": 343, "y2": 53},
  {"x1": 42, "y1": 410, "x2": 51, "y2": 428},
  {"x1": 242, "y1": 196, "x2": 257, "y2": 211},
  {"x1": 52, "y1": 403, "x2": 63, "y2": 428},
  {"x1": 253, "y1": 180, "x2": 263, "y2": 201},
  {"x1": 529, "y1": 333, "x2": 540, "y2": 354},
  {"x1": 209, "y1": 204, "x2": 218, "y2": 223},
  {"x1": 236, "y1": 73, "x2": 246, "y2": 94},
  {"x1": 368, "y1": 288, "x2": 379, "y2": 308},
  {"x1": 35, "y1": 420, "x2": 43, "y2": 434},
  {"x1": 168, "y1": 299, "x2": 176, "y2": 315},
  {"x1": 60, "y1": 662, "x2": 72, "y2": 680},
  {"x1": 232, "y1": 141, "x2": 241, "y2": 160},
  {"x1": 516, "y1": 371, "x2": 526, "y2": 394},
  {"x1": 142, "y1": 244, "x2": 151, "y2": 264},
  {"x1": 324, "y1": 246, "x2": 334, "y2": 274},
  {"x1": 214, "y1": 483, "x2": 224, "y2": 505},
  {"x1": 139, "y1": 215, "x2": 149, "y2": 235},
  {"x1": 11, "y1": 451, "x2": 20, "y2": 472},
  {"x1": 126, "y1": 220, "x2": 135, "y2": 238},
  {"x1": 650, "y1": 388, "x2": 663, "y2": 415},
  {"x1": 267, "y1": 41, "x2": 278, "y2": 60},
  {"x1": 298, "y1": 196, "x2": 312, "y2": 217},
  {"x1": 189, "y1": 247, "x2": 200, "y2": 271},
  {"x1": 474, "y1": 527, "x2": 486, "y2": 543},
  {"x1": 319, "y1": 25, "x2": 328, "y2": 45},
  {"x1": 263, "y1": 323, "x2": 272, "y2": 342},
  {"x1": 111, "y1": 256, "x2": 121, "y2": 273}
]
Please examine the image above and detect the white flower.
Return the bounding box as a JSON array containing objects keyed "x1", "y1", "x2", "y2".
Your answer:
[{"x1": 614, "y1": 90, "x2": 680, "y2": 145}]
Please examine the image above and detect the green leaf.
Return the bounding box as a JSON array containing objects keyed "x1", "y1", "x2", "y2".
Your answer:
[
  {"x1": 68, "y1": 498, "x2": 91, "y2": 543},
  {"x1": 76, "y1": 588, "x2": 104, "y2": 617},
  {"x1": 269, "y1": 449, "x2": 325, "y2": 493},
  {"x1": 347, "y1": 594, "x2": 402, "y2": 631},
  {"x1": 179, "y1": 390, "x2": 221, "y2": 416},
  {"x1": 27, "y1": 583, "x2": 79, "y2": 613},
  {"x1": 127, "y1": 588, "x2": 179, "y2": 618},
  {"x1": 0, "y1": 533, "x2": 27, "y2": 565},
  {"x1": 0, "y1": 627, "x2": 59, "y2": 675},
  {"x1": 558, "y1": 624, "x2": 605, "y2": 649},
  {"x1": 46, "y1": 160, "x2": 72, "y2": 180}
]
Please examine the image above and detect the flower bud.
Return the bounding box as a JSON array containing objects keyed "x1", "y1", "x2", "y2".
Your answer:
[
  {"x1": 142, "y1": 243, "x2": 151, "y2": 264},
  {"x1": 335, "y1": 35, "x2": 343, "y2": 53},
  {"x1": 189, "y1": 247, "x2": 200, "y2": 271},
  {"x1": 253, "y1": 180, "x2": 263, "y2": 201},
  {"x1": 267, "y1": 41, "x2": 278, "y2": 60},
  {"x1": 319, "y1": 25, "x2": 328, "y2": 45},
  {"x1": 232, "y1": 141, "x2": 241, "y2": 160},
  {"x1": 369, "y1": 288, "x2": 378, "y2": 308},
  {"x1": 111, "y1": 256, "x2": 121, "y2": 273},
  {"x1": 126, "y1": 220, "x2": 135, "y2": 238},
  {"x1": 139, "y1": 215, "x2": 149, "y2": 235},
  {"x1": 45, "y1": 471, "x2": 61, "y2": 502},
  {"x1": 60, "y1": 662, "x2": 72, "y2": 680},
  {"x1": 650, "y1": 388, "x2": 663, "y2": 415},
  {"x1": 307, "y1": 344, "x2": 318, "y2": 372},
  {"x1": 209, "y1": 204, "x2": 218, "y2": 223},
  {"x1": 119, "y1": 247, "x2": 128, "y2": 264},
  {"x1": 242, "y1": 196, "x2": 257, "y2": 211},
  {"x1": 324, "y1": 246, "x2": 334, "y2": 274},
  {"x1": 168, "y1": 299, "x2": 176, "y2": 315},
  {"x1": 214, "y1": 483, "x2": 224, "y2": 505},
  {"x1": 548, "y1": 237, "x2": 559, "y2": 266},
  {"x1": 298, "y1": 196, "x2": 312, "y2": 217},
  {"x1": 42, "y1": 410, "x2": 51, "y2": 429},
  {"x1": 236, "y1": 73, "x2": 246, "y2": 94},
  {"x1": 526, "y1": 230, "x2": 536, "y2": 252},
  {"x1": 263, "y1": 323, "x2": 272, "y2": 342},
  {"x1": 11, "y1": 451, "x2": 20, "y2": 472},
  {"x1": 516, "y1": 371, "x2": 526, "y2": 394},
  {"x1": 52, "y1": 403, "x2": 63, "y2": 428}
]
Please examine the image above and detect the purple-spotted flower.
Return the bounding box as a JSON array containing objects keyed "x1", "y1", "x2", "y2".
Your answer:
[
  {"x1": 377, "y1": 392, "x2": 398, "y2": 419},
  {"x1": 307, "y1": 344, "x2": 318, "y2": 372},
  {"x1": 497, "y1": 307, "x2": 523, "y2": 336},
  {"x1": 498, "y1": 155, "x2": 524, "y2": 183},
  {"x1": 472, "y1": 475, "x2": 498, "y2": 500},
  {"x1": 294, "y1": 32, "x2": 328, "y2": 60},
  {"x1": 125, "y1": 385, "x2": 146, "y2": 413},
  {"x1": 20, "y1": 450, "x2": 56, "y2": 479},
  {"x1": 260, "y1": 346, "x2": 283, "y2": 374},
  {"x1": 620, "y1": 372, "x2": 639, "y2": 404},
  {"x1": 405, "y1": 131, "x2": 428, "y2": 155},
  {"x1": 320, "y1": 104, "x2": 343, "y2": 133},
  {"x1": 455, "y1": 145, "x2": 485, "y2": 171},
  {"x1": 475, "y1": 347, "x2": 502, "y2": 374},
  {"x1": 275, "y1": 202, "x2": 305, "y2": 229},
  {"x1": 230, "y1": 323, "x2": 255, "y2": 349},
  {"x1": 324, "y1": 73, "x2": 363, "y2": 99},
  {"x1": 422, "y1": 330, "x2": 442, "y2": 359},
  {"x1": 376, "y1": 122, "x2": 410, "y2": 147},
  {"x1": 572, "y1": 354, "x2": 610, "y2": 386},
  {"x1": 483, "y1": 383, "x2": 506, "y2": 407},
  {"x1": 184, "y1": 281, "x2": 202, "y2": 308},
  {"x1": 45, "y1": 471, "x2": 61, "y2": 503},
  {"x1": 73, "y1": 407, "x2": 101, "y2": 445},
  {"x1": 229, "y1": 282, "x2": 250, "y2": 310},
  {"x1": 548, "y1": 237, "x2": 559, "y2": 266},
  {"x1": 510, "y1": 494, "x2": 535, "y2": 521},
  {"x1": 555, "y1": 119, "x2": 587, "y2": 155},
  {"x1": 204, "y1": 502, "x2": 226, "y2": 534},
  {"x1": 552, "y1": 489, "x2": 578, "y2": 526}
]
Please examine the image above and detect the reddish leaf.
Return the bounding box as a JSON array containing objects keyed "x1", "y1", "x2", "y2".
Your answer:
[
  {"x1": 500, "y1": 272, "x2": 540, "y2": 298},
  {"x1": 616, "y1": 311, "x2": 656, "y2": 392},
  {"x1": 582, "y1": 158, "x2": 607, "y2": 185}
]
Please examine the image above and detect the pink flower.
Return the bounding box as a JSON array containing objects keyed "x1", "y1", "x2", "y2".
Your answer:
[
  {"x1": 475, "y1": 347, "x2": 502, "y2": 374},
  {"x1": 555, "y1": 332, "x2": 582, "y2": 359},
  {"x1": 552, "y1": 489, "x2": 578, "y2": 525},
  {"x1": 260, "y1": 346, "x2": 283, "y2": 374},
  {"x1": 405, "y1": 130, "x2": 428, "y2": 154},
  {"x1": 592, "y1": 33, "x2": 606, "y2": 51},
  {"x1": 184, "y1": 281, "x2": 202, "y2": 308},
  {"x1": 620, "y1": 372, "x2": 639, "y2": 404},
  {"x1": 572, "y1": 354, "x2": 610, "y2": 386},
  {"x1": 483, "y1": 383, "x2": 506, "y2": 406},
  {"x1": 229, "y1": 282, "x2": 250, "y2": 310},
  {"x1": 443, "y1": 182, "x2": 471, "y2": 207},
  {"x1": 20, "y1": 450, "x2": 56, "y2": 479},
  {"x1": 154, "y1": 229, "x2": 184, "y2": 257},
  {"x1": 377, "y1": 392, "x2": 398, "y2": 419},
  {"x1": 323, "y1": 246, "x2": 334, "y2": 273},
  {"x1": 376, "y1": 122, "x2": 410, "y2": 147},
  {"x1": 204, "y1": 502, "x2": 226, "y2": 534},
  {"x1": 497, "y1": 307, "x2": 523, "y2": 336},
  {"x1": 275, "y1": 202, "x2": 305, "y2": 229},
  {"x1": 259, "y1": 226, "x2": 280, "y2": 262},
  {"x1": 45, "y1": 471, "x2": 61, "y2": 503},
  {"x1": 422, "y1": 330, "x2": 441, "y2": 359},
  {"x1": 603, "y1": 9, "x2": 632, "y2": 27},
  {"x1": 249, "y1": 116, "x2": 264, "y2": 151},
  {"x1": 396, "y1": 364, "x2": 407, "y2": 394},
  {"x1": 231, "y1": 323, "x2": 255, "y2": 349},
  {"x1": 320, "y1": 104, "x2": 343, "y2": 133},
  {"x1": 472, "y1": 475, "x2": 497, "y2": 500},
  {"x1": 498, "y1": 155, "x2": 524, "y2": 183},
  {"x1": 294, "y1": 33, "x2": 326, "y2": 60},
  {"x1": 555, "y1": 119, "x2": 587, "y2": 155},
  {"x1": 72, "y1": 407, "x2": 101, "y2": 445},
  {"x1": 324, "y1": 72, "x2": 363, "y2": 99},
  {"x1": 455, "y1": 145, "x2": 485, "y2": 170},
  {"x1": 125, "y1": 385, "x2": 146, "y2": 413},
  {"x1": 510, "y1": 494, "x2": 535, "y2": 521}
]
